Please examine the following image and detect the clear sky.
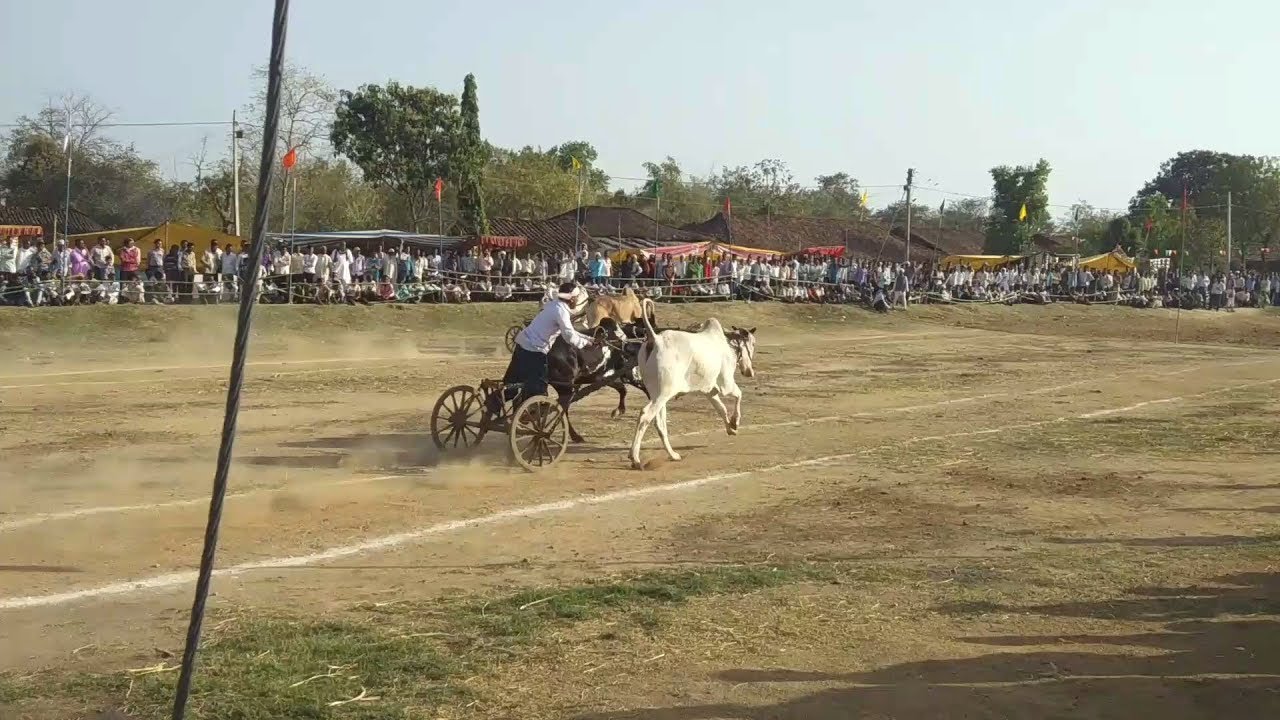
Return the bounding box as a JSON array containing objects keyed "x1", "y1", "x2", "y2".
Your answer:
[{"x1": 3, "y1": 0, "x2": 1275, "y2": 215}]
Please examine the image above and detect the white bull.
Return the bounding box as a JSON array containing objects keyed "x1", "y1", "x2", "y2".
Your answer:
[{"x1": 629, "y1": 299, "x2": 757, "y2": 469}]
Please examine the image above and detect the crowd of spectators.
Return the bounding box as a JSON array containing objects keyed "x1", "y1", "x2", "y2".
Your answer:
[{"x1": 2, "y1": 234, "x2": 1277, "y2": 312}]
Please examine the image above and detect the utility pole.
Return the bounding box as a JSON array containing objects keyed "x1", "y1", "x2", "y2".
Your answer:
[
  {"x1": 1226, "y1": 190, "x2": 1232, "y2": 272},
  {"x1": 231, "y1": 111, "x2": 242, "y2": 237},
  {"x1": 903, "y1": 168, "x2": 915, "y2": 261}
]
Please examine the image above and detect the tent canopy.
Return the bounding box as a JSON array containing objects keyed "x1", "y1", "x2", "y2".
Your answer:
[
  {"x1": 939, "y1": 254, "x2": 1023, "y2": 270},
  {"x1": 1078, "y1": 249, "x2": 1136, "y2": 272},
  {"x1": 68, "y1": 222, "x2": 242, "y2": 248}
]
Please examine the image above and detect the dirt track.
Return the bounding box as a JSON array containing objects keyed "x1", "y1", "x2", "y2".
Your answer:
[{"x1": 1, "y1": 303, "x2": 1279, "y2": 718}]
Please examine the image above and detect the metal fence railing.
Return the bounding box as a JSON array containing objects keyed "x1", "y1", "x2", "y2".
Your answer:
[{"x1": 0, "y1": 270, "x2": 1275, "y2": 309}]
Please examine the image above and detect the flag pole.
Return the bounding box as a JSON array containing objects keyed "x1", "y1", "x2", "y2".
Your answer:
[
  {"x1": 1175, "y1": 177, "x2": 1188, "y2": 344},
  {"x1": 575, "y1": 160, "x2": 585, "y2": 239},
  {"x1": 63, "y1": 109, "x2": 73, "y2": 238}
]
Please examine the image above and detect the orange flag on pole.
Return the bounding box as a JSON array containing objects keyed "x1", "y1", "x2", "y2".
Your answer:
[
  {"x1": 434, "y1": 178, "x2": 444, "y2": 201},
  {"x1": 281, "y1": 146, "x2": 297, "y2": 170}
]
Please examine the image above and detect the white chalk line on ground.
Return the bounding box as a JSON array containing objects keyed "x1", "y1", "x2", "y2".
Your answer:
[
  {"x1": 2, "y1": 357, "x2": 1273, "y2": 533},
  {"x1": 2, "y1": 375, "x2": 1276, "y2": 612},
  {"x1": 0, "y1": 369, "x2": 1152, "y2": 532},
  {"x1": 0, "y1": 330, "x2": 967, "y2": 390}
]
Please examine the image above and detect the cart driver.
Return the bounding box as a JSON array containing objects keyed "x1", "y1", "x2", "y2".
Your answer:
[{"x1": 488, "y1": 281, "x2": 596, "y2": 416}]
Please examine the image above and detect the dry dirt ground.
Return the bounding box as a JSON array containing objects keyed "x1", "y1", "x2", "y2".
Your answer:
[{"x1": 1, "y1": 302, "x2": 1278, "y2": 719}]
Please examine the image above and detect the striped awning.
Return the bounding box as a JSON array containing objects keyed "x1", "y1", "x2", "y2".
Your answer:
[{"x1": 0, "y1": 225, "x2": 43, "y2": 237}]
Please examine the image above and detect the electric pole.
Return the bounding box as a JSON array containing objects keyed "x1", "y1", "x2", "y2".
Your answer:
[
  {"x1": 903, "y1": 168, "x2": 915, "y2": 262},
  {"x1": 231, "y1": 111, "x2": 242, "y2": 237},
  {"x1": 1226, "y1": 190, "x2": 1232, "y2": 272}
]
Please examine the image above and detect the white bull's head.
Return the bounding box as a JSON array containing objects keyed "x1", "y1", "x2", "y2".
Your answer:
[{"x1": 728, "y1": 326, "x2": 758, "y2": 378}]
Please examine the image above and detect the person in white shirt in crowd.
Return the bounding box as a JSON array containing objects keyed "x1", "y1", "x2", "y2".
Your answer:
[
  {"x1": 300, "y1": 245, "x2": 319, "y2": 284},
  {"x1": 221, "y1": 242, "x2": 241, "y2": 282},
  {"x1": 15, "y1": 238, "x2": 33, "y2": 277},
  {"x1": 349, "y1": 247, "x2": 366, "y2": 282},
  {"x1": 315, "y1": 245, "x2": 333, "y2": 287},
  {"x1": 274, "y1": 247, "x2": 293, "y2": 279},
  {"x1": 329, "y1": 243, "x2": 352, "y2": 299},
  {"x1": 91, "y1": 236, "x2": 116, "y2": 281}
]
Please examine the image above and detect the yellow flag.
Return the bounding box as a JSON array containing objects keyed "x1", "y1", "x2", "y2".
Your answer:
[
  {"x1": 1018, "y1": 203, "x2": 1028, "y2": 222},
  {"x1": 860, "y1": 190, "x2": 869, "y2": 207},
  {"x1": 571, "y1": 157, "x2": 582, "y2": 173}
]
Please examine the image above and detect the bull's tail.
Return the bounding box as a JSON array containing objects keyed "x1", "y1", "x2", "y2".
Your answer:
[
  {"x1": 640, "y1": 297, "x2": 657, "y2": 337},
  {"x1": 640, "y1": 297, "x2": 658, "y2": 353}
]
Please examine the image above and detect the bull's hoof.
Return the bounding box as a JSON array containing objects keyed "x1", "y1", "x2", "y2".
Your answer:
[
  {"x1": 611, "y1": 408, "x2": 626, "y2": 418},
  {"x1": 631, "y1": 459, "x2": 645, "y2": 470},
  {"x1": 726, "y1": 426, "x2": 739, "y2": 436},
  {"x1": 667, "y1": 452, "x2": 682, "y2": 462},
  {"x1": 570, "y1": 434, "x2": 586, "y2": 444}
]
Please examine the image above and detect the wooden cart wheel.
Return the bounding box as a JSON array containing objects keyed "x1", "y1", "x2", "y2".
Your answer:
[
  {"x1": 431, "y1": 385, "x2": 488, "y2": 451},
  {"x1": 509, "y1": 396, "x2": 569, "y2": 472},
  {"x1": 504, "y1": 325, "x2": 522, "y2": 353}
]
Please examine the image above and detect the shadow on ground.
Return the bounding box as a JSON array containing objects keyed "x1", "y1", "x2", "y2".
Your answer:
[{"x1": 574, "y1": 572, "x2": 1280, "y2": 720}]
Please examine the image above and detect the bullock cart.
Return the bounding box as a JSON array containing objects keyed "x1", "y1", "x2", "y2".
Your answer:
[{"x1": 430, "y1": 379, "x2": 569, "y2": 472}]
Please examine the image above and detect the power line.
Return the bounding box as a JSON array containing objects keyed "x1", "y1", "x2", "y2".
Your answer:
[{"x1": 0, "y1": 120, "x2": 233, "y2": 129}]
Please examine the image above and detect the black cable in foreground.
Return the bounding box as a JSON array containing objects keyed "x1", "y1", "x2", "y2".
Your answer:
[{"x1": 170, "y1": 1, "x2": 289, "y2": 718}]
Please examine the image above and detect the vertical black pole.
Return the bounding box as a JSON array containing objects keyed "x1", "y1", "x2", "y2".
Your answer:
[{"x1": 170, "y1": 2, "x2": 289, "y2": 718}]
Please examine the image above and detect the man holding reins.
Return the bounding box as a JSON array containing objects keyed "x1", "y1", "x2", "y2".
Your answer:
[{"x1": 489, "y1": 282, "x2": 596, "y2": 415}]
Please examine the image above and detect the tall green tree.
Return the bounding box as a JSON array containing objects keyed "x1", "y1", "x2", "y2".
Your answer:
[
  {"x1": 985, "y1": 159, "x2": 1051, "y2": 254},
  {"x1": 453, "y1": 74, "x2": 489, "y2": 236},
  {"x1": 545, "y1": 140, "x2": 610, "y2": 193},
  {"x1": 1131, "y1": 151, "x2": 1280, "y2": 266},
  {"x1": 331, "y1": 81, "x2": 458, "y2": 231},
  {"x1": 485, "y1": 146, "x2": 580, "y2": 219}
]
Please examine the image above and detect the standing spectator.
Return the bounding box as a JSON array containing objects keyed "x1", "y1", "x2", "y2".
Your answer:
[
  {"x1": 119, "y1": 238, "x2": 141, "y2": 282},
  {"x1": 589, "y1": 252, "x2": 608, "y2": 285},
  {"x1": 203, "y1": 241, "x2": 222, "y2": 280},
  {"x1": 301, "y1": 246, "x2": 318, "y2": 283},
  {"x1": 1209, "y1": 274, "x2": 1225, "y2": 310},
  {"x1": 90, "y1": 236, "x2": 115, "y2": 280},
  {"x1": 147, "y1": 240, "x2": 165, "y2": 284},
  {"x1": 220, "y1": 241, "x2": 241, "y2": 282},
  {"x1": 0, "y1": 237, "x2": 16, "y2": 283},
  {"x1": 162, "y1": 244, "x2": 180, "y2": 300},
  {"x1": 70, "y1": 239, "x2": 92, "y2": 278},
  {"x1": 51, "y1": 239, "x2": 71, "y2": 280},
  {"x1": 351, "y1": 247, "x2": 366, "y2": 282},
  {"x1": 15, "y1": 238, "x2": 34, "y2": 277},
  {"x1": 315, "y1": 245, "x2": 333, "y2": 287},
  {"x1": 332, "y1": 243, "x2": 353, "y2": 295}
]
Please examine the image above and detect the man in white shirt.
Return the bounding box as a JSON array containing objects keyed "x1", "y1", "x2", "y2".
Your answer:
[
  {"x1": 489, "y1": 282, "x2": 597, "y2": 415},
  {"x1": 91, "y1": 237, "x2": 116, "y2": 281}
]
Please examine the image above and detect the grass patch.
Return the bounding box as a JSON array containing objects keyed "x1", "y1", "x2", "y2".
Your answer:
[{"x1": 1, "y1": 564, "x2": 827, "y2": 720}]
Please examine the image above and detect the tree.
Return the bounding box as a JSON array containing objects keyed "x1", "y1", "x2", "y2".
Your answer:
[
  {"x1": 331, "y1": 81, "x2": 459, "y2": 231},
  {"x1": 985, "y1": 159, "x2": 1051, "y2": 254},
  {"x1": 485, "y1": 146, "x2": 580, "y2": 219},
  {"x1": 710, "y1": 159, "x2": 804, "y2": 217},
  {"x1": 804, "y1": 172, "x2": 863, "y2": 218},
  {"x1": 1, "y1": 94, "x2": 175, "y2": 229},
  {"x1": 628, "y1": 157, "x2": 717, "y2": 226},
  {"x1": 545, "y1": 140, "x2": 610, "y2": 193},
  {"x1": 453, "y1": 74, "x2": 489, "y2": 236},
  {"x1": 939, "y1": 197, "x2": 989, "y2": 231},
  {"x1": 241, "y1": 64, "x2": 337, "y2": 232},
  {"x1": 1131, "y1": 151, "x2": 1280, "y2": 267}
]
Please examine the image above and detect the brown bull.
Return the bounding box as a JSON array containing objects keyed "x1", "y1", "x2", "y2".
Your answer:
[{"x1": 584, "y1": 287, "x2": 655, "y2": 328}]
